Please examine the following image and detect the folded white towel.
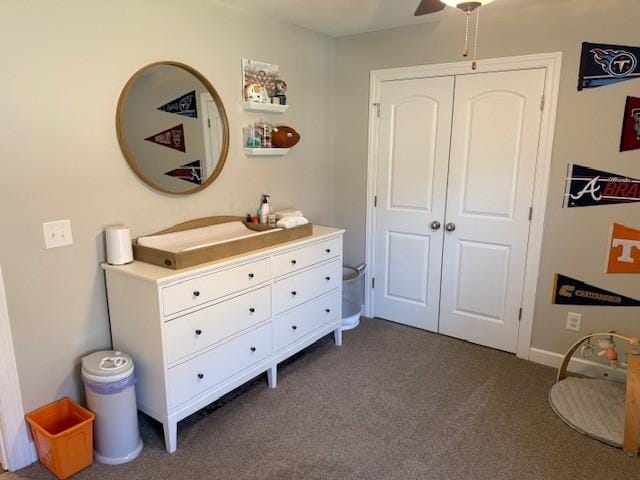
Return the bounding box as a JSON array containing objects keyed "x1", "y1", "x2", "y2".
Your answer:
[
  {"x1": 276, "y1": 216, "x2": 309, "y2": 229},
  {"x1": 275, "y1": 208, "x2": 303, "y2": 220}
]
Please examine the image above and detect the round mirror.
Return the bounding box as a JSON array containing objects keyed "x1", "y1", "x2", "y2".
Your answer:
[{"x1": 116, "y1": 62, "x2": 229, "y2": 194}]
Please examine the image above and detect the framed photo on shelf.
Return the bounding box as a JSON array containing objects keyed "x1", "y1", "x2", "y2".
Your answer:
[{"x1": 242, "y1": 58, "x2": 279, "y2": 98}]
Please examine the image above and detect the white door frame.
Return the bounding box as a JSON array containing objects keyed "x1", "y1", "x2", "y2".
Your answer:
[
  {"x1": 364, "y1": 52, "x2": 563, "y2": 360},
  {"x1": 0, "y1": 265, "x2": 34, "y2": 471}
]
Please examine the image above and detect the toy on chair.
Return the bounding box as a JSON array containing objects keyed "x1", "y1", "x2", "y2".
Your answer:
[{"x1": 550, "y1": 331, "x2": 640, "y2": 457}]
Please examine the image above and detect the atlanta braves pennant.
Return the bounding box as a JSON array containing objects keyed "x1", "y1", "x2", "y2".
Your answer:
[
  {"x1": 144, "y1": 124, "x2": 185, "y2": 152},
  {"x1": 620, "y1": 96, "x2": 640, "y2": 152},
  {"x1": 164, "y1": 160, "x2": 202, "y2": 185},
  {"x1": 605, "y1": 223, "x2": 640, "y2": 274},
  {"x1": 578, "y1": 42, "x2": 640, "y2": 91},
  {"x1": 563, "y1": 164, "x2": 640, "y2": 208},
  {"x1": 158, "y1": 90, "x2": 198, "y2": 118},
  {"x1": 553, "y1": 274, "x2": 640, "y2": 307}
]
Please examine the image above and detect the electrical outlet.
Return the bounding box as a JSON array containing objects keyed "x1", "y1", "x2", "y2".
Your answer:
[
  {"x1": 566, "y1": 312, "x2": 582, "y2": 332},
  {"x1": 43, "y1": 220, "x2": 73, "y2": 249}
]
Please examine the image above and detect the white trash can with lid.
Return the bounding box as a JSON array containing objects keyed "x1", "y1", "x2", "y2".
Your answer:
[{"x1": 81, "y1": 350, "x2": 143, "y2": 464}]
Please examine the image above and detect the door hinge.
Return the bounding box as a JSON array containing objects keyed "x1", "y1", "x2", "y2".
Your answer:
[
  {"x1": 540, "y1": 94, "x2": 545, "y2": 111},
  {"x1": 528, "y1": 206, "x2": 533, "y2": 221},
  {"x1": 518, "y1": 308, "x2": 523, "y2": 321},
  {"x1": 374, "y1": 195, "x2": 378, "y2": 207},
  {"x1": 207, "y1": 118, "x2": 211, "y2": 128},
  {"x1": 372, "y1": 277, "x2": 376, "y2": 289},
  {"x1": 373, "y1": 102, "x2": 380, "y2": 118}
]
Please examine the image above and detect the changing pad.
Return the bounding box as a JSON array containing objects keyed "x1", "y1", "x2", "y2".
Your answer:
[{"x1": 137, "y1": 221, "x2": 282, "y2": 253}]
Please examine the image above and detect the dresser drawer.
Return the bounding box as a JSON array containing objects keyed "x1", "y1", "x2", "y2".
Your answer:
[
  {"x1": 168, "y1": 322, "x2": 272, "y2": 408},
  {"x1": 272, "y1": 237, "x2": 341, "y2": 277},
  {"x1": 274, "y1": 290, "x2": 339, "y2": 352},
  {"x1": 273, "y1": 259, "x2": 341, "y2": 315},
  {"x1": 165, "y1": 286, "x2": 271, "y2": 364},
  {"x1": 162, "y1": 258, "x2": 271, "y2": 316}
]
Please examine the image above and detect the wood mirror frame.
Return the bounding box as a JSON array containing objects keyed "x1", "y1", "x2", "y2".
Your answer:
[{"x1": 116, "y1": 61, "x2": 229, "y2": 195}]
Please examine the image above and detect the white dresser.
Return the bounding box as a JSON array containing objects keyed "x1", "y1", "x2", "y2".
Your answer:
[{"x1": 102, "y1": 225, "x2": 344, "y2": 453}]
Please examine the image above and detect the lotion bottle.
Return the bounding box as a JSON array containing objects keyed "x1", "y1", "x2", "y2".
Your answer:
[{"x1": 259, "y1": 194, "x2": 272, "y2": 224}]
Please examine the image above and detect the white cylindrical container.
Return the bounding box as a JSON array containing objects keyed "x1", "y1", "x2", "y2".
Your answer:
[
  {"x1": 81, "y1": 350, "x2": 143, "y2": 465},
  {"x1": 105, "y1": 225, "x2": 133, "y2": 265}
]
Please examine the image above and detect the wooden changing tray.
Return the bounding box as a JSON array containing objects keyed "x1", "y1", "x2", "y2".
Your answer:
[{"x1": 133, "y1": 216, "x2": 313, "y2": 269}]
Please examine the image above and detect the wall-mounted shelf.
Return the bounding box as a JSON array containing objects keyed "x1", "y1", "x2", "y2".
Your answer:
[
  {"x1": 243, "y1": 148, "x2": 290, "y2": 157},
  {"x1": 241, "y1": 101, "x2": 289, "y2": 113}
]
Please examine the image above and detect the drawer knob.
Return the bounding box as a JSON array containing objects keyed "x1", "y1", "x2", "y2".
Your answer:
[
  {"x1": 291, "y1": 259, "x2": 297, "y2": 265},
  {"x1": 249, "y1": 307, "x2": 255, "y2": 313},
  {"x1": 291, "y1": 291, "x2": 297, "y2": 296},
  {"x1": 325, "y1": 248, "x2": 331, "y2": 253},
  {"x1": 195, "y1": 329, "x2": 202, "y2": 336},
  {"x1": 248, "y1": 273, "x2": 255, "y2": 279},
  {"x1": 193, "y1": 290, "x2": 200, "y2": 297},
  {"x1": 325, "y1": 308, "x2": 331, "y2": 313},
  {"x1": 325, "y1": 276, "x2": 331, "y2": 281},
  {"x1": 197, "y1": 373, "x2": 204, "y2": 379},
  {"x1": 292, "y1": 325, "x2": 298, "y2": 330},
  {"x1": 250, "y1": 347, "x2": 256, "y2": 352}
]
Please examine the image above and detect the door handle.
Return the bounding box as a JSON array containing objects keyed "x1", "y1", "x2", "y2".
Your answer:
[
  {"x1": 445, "y1": 222, "x2": 456, "y2": 232},
  {"x1": 430, "y1": 221, "x2": 441, "y2": 231}
]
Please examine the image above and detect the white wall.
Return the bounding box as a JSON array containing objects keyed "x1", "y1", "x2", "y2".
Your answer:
[
  {"x1": 0, "y1": 0, "x2": 335, "y2": 412},
  {"x1": 333, "y1": 0, "x2": 640, "y2": 355}
]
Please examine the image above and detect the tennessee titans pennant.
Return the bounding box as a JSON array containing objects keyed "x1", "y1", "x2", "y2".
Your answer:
[
  {"x1": 158, "y1": 90, "x2": 198, "y2": 118},
  {"x1": 578, "y1": 42, "x2": 640, "y2": 90}
]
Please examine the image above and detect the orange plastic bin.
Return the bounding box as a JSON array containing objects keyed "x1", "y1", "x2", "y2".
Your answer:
[{"x1": 26, "y1": 397, "x2": 95, "y2": 479}]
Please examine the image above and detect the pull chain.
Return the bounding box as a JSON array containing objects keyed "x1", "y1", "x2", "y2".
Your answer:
[
  {"x1": 472, "y1": 7, "x2": 480, "y2": 70},
  {"x1": 463, "y1": 12, "x2": 470, "y2": 57}
]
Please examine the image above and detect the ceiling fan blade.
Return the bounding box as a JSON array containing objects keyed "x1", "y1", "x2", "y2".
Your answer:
[{"x1": 414, "y1": 0, "x2": 446, "y2": 16}]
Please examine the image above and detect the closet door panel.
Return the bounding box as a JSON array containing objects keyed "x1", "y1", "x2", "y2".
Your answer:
[
  {"x1": 373, "y1": 76, "x2": 454, "y2": 331},
  {"x1": 439, "y1": 69, "x2": 546, "y2": 352}
]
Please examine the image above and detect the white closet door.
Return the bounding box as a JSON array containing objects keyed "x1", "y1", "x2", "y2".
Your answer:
[
  {"x1": 373, "y1": 76, "x2": 454, "y2": 331},
  {"x1": 439, "y1": 69, "x2": 546, "y2": 352}
]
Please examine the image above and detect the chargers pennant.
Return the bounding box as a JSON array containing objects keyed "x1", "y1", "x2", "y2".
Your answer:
[
  {"x1": 620, "y1": 96, "x2": 640, "y2": 152},
  {"x1": 144, "y1": 124, "x2": 185, "y2": 152},
  {"x1": 158, "y1": 90, "x2": 198, "y2": 118},
  {"x1": 563, "y1": 164, "x2": 640, "y2": 208},
  {"x1": 553, "y1": 274, "x2": 640, "y2": 307},
  {"x1": 578, "y1": 42, "x2": 640, "y2": 90},
  {"x1": 165, "y1": 160, "x2": 202, "y2": 185},
  {"x1": 605, "y1": 223, "x2": 640, "y2": 274}
]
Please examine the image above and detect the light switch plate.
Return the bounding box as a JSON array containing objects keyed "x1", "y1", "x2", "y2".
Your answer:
[
  {"x1": 43, "y1": 220, "x2": 73, "y2": 249},
  {"x1": 566, "y1": 312, "x2": 582, "y2": 332}
]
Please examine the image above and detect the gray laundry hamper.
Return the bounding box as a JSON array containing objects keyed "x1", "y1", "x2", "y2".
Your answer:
[
  {"x1": 81, "y1": 350, "x2": 143, "y2": 465},
  {"x1": 342, "y1": 264, "x2": 365, "y2": 330}
]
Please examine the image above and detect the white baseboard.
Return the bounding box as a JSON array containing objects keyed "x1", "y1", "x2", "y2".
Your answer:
[{"x1": 529, "y1": 347, "x2": 627, "y2": 383}]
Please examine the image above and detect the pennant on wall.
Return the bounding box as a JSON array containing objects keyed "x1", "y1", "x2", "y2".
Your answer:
[
  {"x1": 164, "y1": 160, "x2": 202, "y2": 185},
  {"x1": 578, "y1": 42, "x2": 640, "y2": 90},
  {"x1": 563, "y1": 164, "x2": 640, "y2": 208},
  {"x1": 606, "y1": 223, "x2": 640, "y2": 274},
  {"x1": 620, "y1": 96, "x2": 640, "y2": 152},
  {"x1": 157, "y1": 90, "x2": 198, "y2": 118},
  {"x1": 144, "y1": 124, "x2": 185, "y2": 152},
  {"x1": 552, "y1": 274, "x2": 640, "y2": 307}
]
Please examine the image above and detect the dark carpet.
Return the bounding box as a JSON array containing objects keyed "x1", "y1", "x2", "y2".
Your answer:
[{"x1": 6, "y1": 318, "x2": 640, "y2": 479}]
